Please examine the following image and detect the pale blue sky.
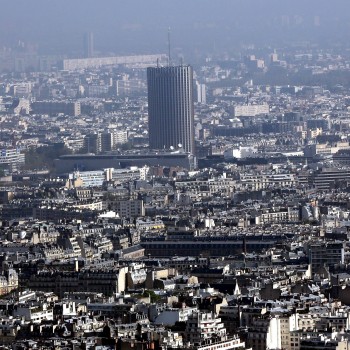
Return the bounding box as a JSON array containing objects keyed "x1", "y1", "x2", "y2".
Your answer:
[{"x1": 0, "y1": 0, "x2": 349, "y2": 56}]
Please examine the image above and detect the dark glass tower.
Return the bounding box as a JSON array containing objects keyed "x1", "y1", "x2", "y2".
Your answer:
[{"x1": 147, "y1": 65, "x2": 195, "y2": 154}]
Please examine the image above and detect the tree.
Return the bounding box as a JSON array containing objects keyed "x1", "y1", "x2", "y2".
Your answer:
[
  {"x1": 24, "y1": 144, "x2": 72, "y2": 171},
  {"x1": 142, "y1": 290, "x2": 161, "y2": 303}
]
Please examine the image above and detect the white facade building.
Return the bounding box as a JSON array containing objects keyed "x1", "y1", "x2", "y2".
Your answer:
[
  {"x1": 224, "y1": 146, "x2": 258, "y2": 159},
  {"x1": 69, "y1": 166, "x2": 149, "y2": 187},
  {"x1": 0, "y1": 148, "x2": 25, "y2": 168},
  {"x1": 195, "y1": 81, "x2": 207, "y2": 104},
  {"x1": 234, "y1": 104, "x2": 269, "y2": 117},
  {"x1": 13, "y1": 303, "x2": 54, "y2": 323},
  {"x1": 154, "y1": 307, "x2": 198, "y2": 326},
  {"x1": 62, "y1": 54, "x2": 168, "y2": 71},
  {"x1": 185, "y1": 312, "x2": 227, "y2": 345}
]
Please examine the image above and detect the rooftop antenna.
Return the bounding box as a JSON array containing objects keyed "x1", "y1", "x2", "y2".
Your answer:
[{"x1": 168, "y1": 27, "x2": 171, "y2": 66}]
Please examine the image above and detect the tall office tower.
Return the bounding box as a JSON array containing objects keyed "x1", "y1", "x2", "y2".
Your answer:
[
  {"x1": 83, "y1": 32, "x2": 94, "y2": 58},
  {"x1": 195, "y1": 81, "x2": 207, "y2": 104},
  {"x1": 147, "y1": 65, "x2": 195, "y2": 154}
]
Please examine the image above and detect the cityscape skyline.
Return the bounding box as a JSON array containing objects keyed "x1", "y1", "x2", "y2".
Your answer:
[{"x1": 2, "y1": 2, "x2": 350, "y2": 349}]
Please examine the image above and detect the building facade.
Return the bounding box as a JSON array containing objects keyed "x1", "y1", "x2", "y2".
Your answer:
[
  {"x1": 147, "y1": 65, "x2": 195, "y2": 154},
  {"x1": 31, "y1": 101, "x2": 81, "y2": 116},
  {"x1": 83, "y1": 32, "x2": 94, "y2": 58}
]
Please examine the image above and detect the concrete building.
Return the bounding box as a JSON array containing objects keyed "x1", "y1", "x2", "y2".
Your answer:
[
  {"x1": 116, "y1": 78, "x2": 146, "y2": 96},
  {"x1": 68, "y1": 166, "x2": 149, "y2": 187},
  {"x1": 113, "y1": 130, "x2": 128, "y2": 145},
  {"x1": 195, "y1": 81, "x2": 207, "y2": 104},
  {"x1": 13, "y1": 302, "x2": 53, "y2": 323},
  {"x1": 114, "y1": 200, "x2": 145, "y2": 218},
  {"x1": 55, "y1": 153, "x2": 196, "y2": 173},
  {"x1": 83, "y1": 133, "x2": 101, "y2": 154},
  {"x1": 154, "y1": 307, "x2": 197, "y2": 326},
  {"x1": 247, "y1": 316, "x2": 282, "y2": 350},
  {"x1": 309, "y1": 241, "x2": 345, "y2": 275},
  {"x1": 83, "y1": 32, "x2": 94, "y2": 58},
  {"x1": 313, "y1": 168, "x2": 350, "y2": 190},
  {"x1": 147, "y1": 65, "x2": 195, "y2": 154},
  {"x1": 31, "y1": 101, "x2": 81, "y2": 116},
  {"x1": 62, "y1": 54, "x2": 167, "y2": 71},
  {"x1": 0, "y1": 148, "x2": 25, "y2": 169},
  {"x1": 224, "y1": 146, "x2": 258, "y2": 159},
  {"x1": 185, "y1": 312, "x2": 227, "y2": 345},
  {"x1": 234, "y1": 104, "x2": 269, "y2": 117},
  {"x1": 27, "y1": 266, "x2": 128, "y2": 297}
]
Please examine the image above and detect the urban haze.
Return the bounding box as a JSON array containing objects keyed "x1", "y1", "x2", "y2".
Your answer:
[
  {"x1": 1, "y1": 1, "x2": 350, "y2": 350},
  {"x1": 1, "y1": 0, "x2": 350, "y2": 56}
]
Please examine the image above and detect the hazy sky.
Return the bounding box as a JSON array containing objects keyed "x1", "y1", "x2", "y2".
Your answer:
[{"x1": 1, "y1": 0, "x2": 350, "y2": 56}]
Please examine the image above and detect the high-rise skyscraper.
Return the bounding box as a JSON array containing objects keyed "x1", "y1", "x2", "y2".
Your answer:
[
  {"x1": 194, "y1": 81, "x2": 207, "y2": 104},
  {"x1": 147, "y1": 65, "x2": 195, "y2": 154},
  {"x1": 83, "y1": 32, "x2": 94, "y2": 58}
]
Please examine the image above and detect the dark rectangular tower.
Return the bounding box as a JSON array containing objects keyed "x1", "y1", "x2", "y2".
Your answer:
[{"x1": 147, "y1": 65, "x2": 195, "y2": 154}]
